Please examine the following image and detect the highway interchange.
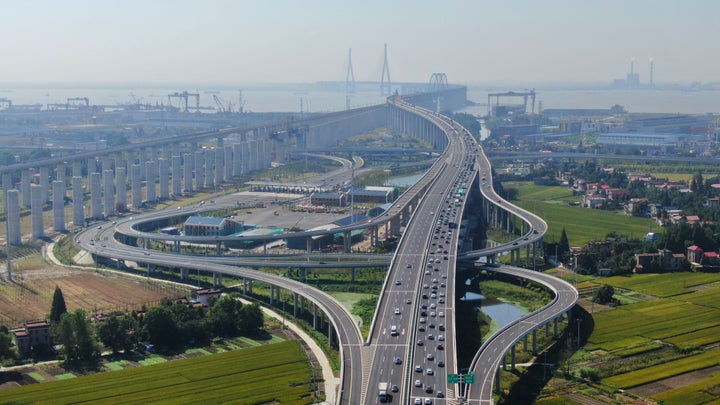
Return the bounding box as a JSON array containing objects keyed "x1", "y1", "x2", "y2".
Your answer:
[{"x1": 74, "y1": 99, "x2": 577, "y2": 405}]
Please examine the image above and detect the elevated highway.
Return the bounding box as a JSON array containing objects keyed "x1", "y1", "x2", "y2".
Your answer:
[{"x1": 72, "y1": 90, "x2": 577, "y2": 405}]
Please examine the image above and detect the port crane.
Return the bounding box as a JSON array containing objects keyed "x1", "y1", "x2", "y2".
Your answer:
[{"x1": 167, "y1": 91, "x2": 200, "y2": 112}]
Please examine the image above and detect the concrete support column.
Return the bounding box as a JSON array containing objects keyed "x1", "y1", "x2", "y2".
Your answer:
[
  {"x1": 242, "y1": 278, "x2": 247, "y2": 295},
  {"x1": 158, "y1": 158, "x2": 170, "y2": 200},
  {"x1": 55, "y1": 163, "x2": 67, "y2": 187},
  {"x1": 224, "y1": 145, "x2": 233, "y2": 179},
  {"x1": 73, "y1": 160, "x2": 82, "y2": 177},
  {"x1": 115, "y1": 166, "x2": 126, "y2": 212},
  {"x1": 52, "y1": 180, "x2": 65, "y2": 232},
  {"x1": 300, "y1": 296, "x2": 305, "y2": 314},
  {"x1": 88, "y1": 157, "x2": 97, "y2": 174},
  {"x1": 204, "y1": 149, "x2": 214, "y2": 189},
  {"x1": 21, "y1": 170, "x2": 31, "y2": 207},
  {"x1": 328, "y1": 323, "x2": 334, "y2": 346},
  {"x1": 511, "y1": 345, "x2": 516, "y2": 370},
  {"x1": 523, "y1": 335, "x2": 528, "y2": 352},
  {"x1": 313, "y1": 305, "x2": 318, "y2": 329},
  {"x1": 215, "y1": 148, "x2": 224, "y2": 184},
  {"x1": 131, "y1": 164, "x2": 142, "y2": 208},
  {"x1": 270, "y1": 285, "x2": 275, "y2": 305},
  {"x1": 172, "y1": 156, "x2": 182, "y2": 196},
  {"x1": 39, "y1": 166, "x2": 49, "y2": 203},
  {"x1": 554, "y1": 317, "x2": 559, "y2": 338},
  {"x1": 72, "y1": 176, "x2": 84, "y2": 226},
  {"x1": 6, "y1": 189, "x2": 21, "y2": 245},
  {"x1": 145, "y1": 160, "x2": 157, "y2": 203},
  {"x1": 31, "y1": 184, "x2": 44, "y2": 239},
  {"x1": 103, "y1": 170, "x2": 115, "y2": 217},
  {"x1": 180, "y1": 268, "x2": 189, "y2": 281},
  {"x1": 532, "y1": 329, "x2": 538, "y2": 355},
  {"x1": 241, "y1": 141, "x2": 250, "y2": 174},
  {"x1": 2, "y1": 173, "x2": 11, "y2": 213},
  {"x1": 183, "y1": 153, "x2": 193, "y2": 193},
  {"x1": 90, "y1": 172, "x2": 103, "y2": 219},
  {"x1": 293, "y1": 293, "x2": 298, "y2": 317},
  {"x1": 194, "y1": 151, "x2": 204, "y2": 190},
  {"x1": 233, "y1": 143, "x2": 242, "y2": 177}
]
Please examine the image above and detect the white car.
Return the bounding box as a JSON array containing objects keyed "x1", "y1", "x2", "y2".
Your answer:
[
  {"x1": 415, "y1": 379, "x2": 422, "y2": 387},
  {"x1": 394, "y1": 308, "x2": 401, "y2": 315}
]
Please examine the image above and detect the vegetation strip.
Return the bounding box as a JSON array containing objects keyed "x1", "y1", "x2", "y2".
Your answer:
[{"x1": 0, "y1": 341, "x2": 312, "y2": 404}]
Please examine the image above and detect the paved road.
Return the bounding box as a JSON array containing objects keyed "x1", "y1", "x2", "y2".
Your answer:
[{"x1": 464, "y1": 264, "x2": 578, "y2": 404}]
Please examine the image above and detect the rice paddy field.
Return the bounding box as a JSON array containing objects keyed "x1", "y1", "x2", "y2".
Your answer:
[
  {"x1": 504, "y1": 182, "x2": 662, "y2": 244},
  {"x1": 577, "y1": 273, "x2": 720, "y2": 403},
  {"x1": 0, "y1": 341, "x2": 314, "y2": 404}
]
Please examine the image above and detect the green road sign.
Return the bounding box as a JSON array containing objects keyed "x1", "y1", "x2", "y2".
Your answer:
[
  {"x1": 464, "y1": 372, "x2": 475, "y2": 384},
  {"x1": 448, "y1": 374, "x2": 459, "y2": 384}
]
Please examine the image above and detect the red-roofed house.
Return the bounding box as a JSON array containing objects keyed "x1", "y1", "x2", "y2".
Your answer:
[
  {"x1": 11, "y1": 321, "x2": 51, "y2": 357},
  {"x1": 687, "y1": 245, "x2": 704, "y2": 264}
]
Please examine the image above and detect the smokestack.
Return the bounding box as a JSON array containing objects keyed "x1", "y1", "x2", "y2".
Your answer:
[{"x1": 649, "y1": 57, "x2": 654, "y2": 87}]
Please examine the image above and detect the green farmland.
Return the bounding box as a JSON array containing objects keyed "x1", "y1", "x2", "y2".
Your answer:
[
  {"x1": 505, "y1": 182, "x2": 662, "y2": 244},
  {"x1": 0, "y1": 341, "x2": 314, "y2": 405}
]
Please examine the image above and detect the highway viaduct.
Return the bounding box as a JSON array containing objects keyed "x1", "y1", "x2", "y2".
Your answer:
[{"x1": 15, "y1": 84, "x2": 577, "y2": 404}]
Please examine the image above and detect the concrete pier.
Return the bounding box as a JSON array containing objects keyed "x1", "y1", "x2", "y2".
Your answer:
[
  {"x1": 159, "y1": 158, "x2": 170, "y2": 199},
  {"x1": 194, "y1": 151, "x2": 204, "y2": 190},
  {"x1": 2, "y1": 173, "x2": 11, "y2": 213},
  {"x1": 21, "y1": 169, "x2": 31, "y2": 207},
  {"x1": 115, "y1": 166, "x2": 126, "y2": 212},
  {"x1": 52, "y1": 180, "x2": 65, "y2": 231},
  {"x1": 103, "y1": 169, "x2": 115, "y2": 217},
  {"x1": 204, "y1": 149, "x2": 214, "y2": 188},
  {"x1": 6, "y1": 189, "x2": 21, "y2": 245},
  {"x1": 224, "y1": 145, "x2": 233, "y2": 180},
  {"x1": 31, "y1": 184, "x2": 44, "y2": 239},
  {"x1": 131, "y1": 164, "x2": 142, "y2": 208},
  {"x1": 145, "y1": 160, "x2": 156, "y2": 203},
  {"x1": 183, "y1": 153, "x2": 193, "y2": 193},
  {"x1": 72, "y1": 176, "x2": 84, "y2": 227},
  {"x1": 233, "y1": 143, "x2": 242, "y2": 176},
  {"x1": 90, "y1": 172, "x2": 103, "y2": 219},
  {"x1": 172, "y1": 155, "x2": 182, "y2": 196}
]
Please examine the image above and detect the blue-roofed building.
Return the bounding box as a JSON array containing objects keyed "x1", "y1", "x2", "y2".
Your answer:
[{"x1": 183, "y1": 215, "x2": 238, "y2": 236}]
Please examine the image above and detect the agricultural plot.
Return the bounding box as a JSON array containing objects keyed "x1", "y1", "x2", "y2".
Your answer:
[
  {"x1": 604, "y1": 350, "x2": 720, "y2": 389},
  {"x1": 587, "y1": 297, "x2": 720, "y2": 351},
  {"x1": 0, "y1": 341, "x2": 313, "y2": 405},
  {"x1": 598, "y1": 272, "x2": 720, "y2": 298},
  {"x1": 507, "y1": 182, "x2": 660, "y2": 244},
  {"x1": 651, "y1": 370, "x2": 720, "y2": 405}
]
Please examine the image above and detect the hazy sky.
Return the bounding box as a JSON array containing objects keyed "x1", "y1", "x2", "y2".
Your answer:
[{"x1": 1, "y1": 0, "x2": 717, "y2": 86}]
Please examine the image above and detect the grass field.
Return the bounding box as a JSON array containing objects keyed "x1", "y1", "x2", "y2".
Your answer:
[
  {"x1": 0, "y1": 340, "x2": 313, "y2": 405},
  {"x1": 505, "y1": 182, "x2": 662, "y2": 244},
  {"x1": 604, "y1": 350, "x2": 720, "y2": 389},
  {"x1": 598, "y1": 272, "x2": 720, "y2": 298}
]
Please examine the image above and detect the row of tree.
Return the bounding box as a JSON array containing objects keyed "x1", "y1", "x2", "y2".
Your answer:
[{"x1": 0, "y1": 288, "x2": 264, "y2": 366}]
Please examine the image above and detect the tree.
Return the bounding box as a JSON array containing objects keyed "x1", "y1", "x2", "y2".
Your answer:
[
  {"x1": 210, "y1": 296, "x2": 242, "y2": 335},
  {"x1": 593, "y1": 285, "x2": 615, "y2": 305},
  {"x1": 49, "y1": 286, "x2": 67, "y2": 323},
  {"x1": 53, "y1": 309, "x2": 98, "y2": 364},
  {"x1": 97, "y1": 315, "x2": 138, "y2": 354},
  {"x1": 238, "y1": 303, "x2": 264, "y2": 332},
  {"x1": 143, "y1": 306, "x2": 180, "y2": 348},
  {"x1": 0, "y1": 329, "x2": 16, "y2": 361}
]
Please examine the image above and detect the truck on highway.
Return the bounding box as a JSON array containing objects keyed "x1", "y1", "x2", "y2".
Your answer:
[{"x1": 378, "y1": 382, "x2": 389, "y2": 402}]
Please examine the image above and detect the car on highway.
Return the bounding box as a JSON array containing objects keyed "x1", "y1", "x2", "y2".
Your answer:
[
  {"x1": 391, "y1": 384, "x2": 399, "y2": 393},
  {"x1": 438, "y1": 324, "x2": 445, "y2": 331},
  {"x1": 425, "y1": 385, "x2": 433, "y2": 394},
  {"x1": 438, "y1": 335, "x2": 444, "y2": 341},
  {"x1": 406, "y1": 298, "x2": 412, "y2": 304},
  {"x1": 436, "y1": 391, "x2": 444, "y2": 398},
  {"x1": 414, "y1": 399, "x2": 422, "y2": 405},
  {"x1": 418, "y1": 325, "x2": 425, "y2": 332},
  {"x1": 415, "y1": 365, "x2": 423, "y2": 372},
  {"x1": 395, "y1": 357, "x2": 402, "y2": 364},
  {"x1": 394, "y1": 308, "x2": 401, "y2": 315},
  {"x1": 415, "y1": 379, "x2": 422, "y2": 387},
  {"x1": 417, "y1": 339, "x2": 423, "y2": 346},
  {"x1": 395, "y1": 280, "x2": 401, "y2": 285},
  {"x1": 437, "y1": 360, "x2": 444, "y2": 367},
  {"x1": 426, "y1": 353, "x2": 434, "y2": 361},
  {"x1": 426, "y1": 368, "x2": 434, "y2": 376}
]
